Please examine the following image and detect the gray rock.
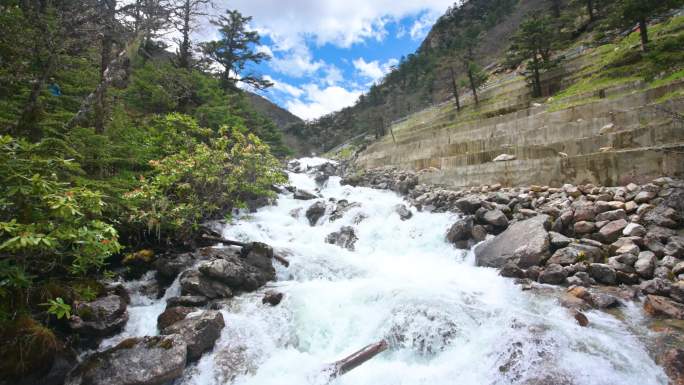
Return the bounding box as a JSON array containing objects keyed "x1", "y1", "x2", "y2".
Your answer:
[
  {"x1": 180, "y1": 270, "x2": 232, "y2": 299},
  {"x1": 671, "y1": 282, "x2": 684, "y2": 303},
  {"x1": 588, "y1": 264, "x2": 617, "y2": 285},
  {"x1": 474, "y1": 215, "x2": 550, "y2": 268},
  {"x1": 325, "y1": 226, "x2": 358, "y2": 250},
  {"x1": 157, "y1": 306, "x2": 195, "y2": 330},
  {"x1": 455, "y1": 196, "x2": 482, "y2": 214},
  {"x1": 634, "y1": 190, "x2": 656, "y2": 203},
  {"x1": 643, "y1": 206, "x2": 680, "y2": 228},
  {"x1": 590, "y1": 292, "x2": 619, "y2": 309},
  {"x1": 305, "y1": 201, "x2": 327, "y2": 225},
  {"x1": 394, "y1": 204, "x2": 413, "y2": 221},
  {"x1": 65, "y1": 335, "x2": 187, "y2": 385},
  {"x1": 329, "y1": 200, "x2": 361, "y2": 221},
  {"x1": 293, "y1": 188, "x2": 317, "y2": 200},
  {"x1": 655, "y1": 266, "x2": 672, "y2": 279},
  {"x1": 167, "y1": 295, "x2": 209, "y2": 308},
  {"x1": 538, "y1": 264, "x2": 567, "y2": 285},
  {"x1": 482, "y1": 209, "x2": 508, "y2": 228},
  {"x1": 598, "y1": 219, "x2": 629, "y2": 243},
  {"x1": 635, "y1": 251, "x2": 656, "y2": 279},
  {"x1": 623, "y1": 223, "x2": 646, "y2": 237},
  {"x1": 640, "y1": 278, "x2": 672, "y2": 296},
  {"x1": 197, "y1": 247, "x2": 275, "y2": 292},
  {"x1": 446, "y1": 216, "x2": 474, "y2": 247},
  {"x1": 573, "y1": 221, "x2": 595, "y2": 234},
  {"x1": 566, "y1": 272, "x2": 594, "y2": 287},
  {"x1": 608, "y1": 256, "x2": 635, "y2": 273},
  {"x1": 672, "y1": 261, "x2": 684, "y2": 276},
  {"x1": 549, "y1": 232, "x2": 572, "y2": 249},
  {"x1": 595, "y1": 209, "x2": 626, "y2": 222},
  {"x1": 499, "y1": 262, "x2": 526, "y2": 278},
  {"x1": 69, "y1": 295, "x2": 128, "y2": 337},
  {"x1": 547, "y1": 243, "x2": 602, "y2": 265},
  {"x1": 659, "y1": 256, "x2": 681, "y2": 269},
  {"x1": 666, "y1": 237, "x2": 684, "y2": 257},
  {"x1": 262, "y1": 290, "x2": 284, "y2": 306},
  {"x1": 161, "y1": 310, "x2": 225, "y2": 361}
]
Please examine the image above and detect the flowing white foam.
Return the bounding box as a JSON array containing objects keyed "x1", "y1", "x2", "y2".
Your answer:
[
  {"x1": 179, "y1": 164, "x2": 666, "y2": 385},
  {"x1": 110, "y1": 159, "x2": 667, "y2": 384}
]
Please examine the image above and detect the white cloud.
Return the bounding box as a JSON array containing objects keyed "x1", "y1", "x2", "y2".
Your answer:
[
  {"x1": 264, "y1": 76, "x2": 304, "y2": 98},
  {"x1": 353, "y1": 57, "x2": 399, "y2": 83},
  {"x1": 409, "y1": 10, "x2": 442, "y2": 40},
  {"x1": 285, "y1": 84, "x2": 362, "y2": 121},
  {"x1": 215, "y1": 0, "x2": 455, "y2": 48},
  {"x1": 323, "y1": 65, "x2": 343, "y2": 86}
]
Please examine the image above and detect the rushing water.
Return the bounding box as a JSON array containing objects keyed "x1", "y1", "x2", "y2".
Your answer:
[{"x1": 110, "y1": 157, "x2": 668, "y2": 385}]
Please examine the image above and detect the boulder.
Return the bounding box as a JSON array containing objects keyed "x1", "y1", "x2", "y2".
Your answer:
[
  {"x1": 595, "y1": 209, "x2": 626, "y2": 222},
  {"x1": 666, "y1": 237, "x2": 684, "y2": 257},
  {"x1": 157, "y1": 306, "x2": 194, "y2": 330},
  {"x1": 547, "y1": 243, "x2": 602, "y2": 265},
  {"x1": 588, "y1": 264, "x2": 617, "y2": 285},
  {"x1": 538, "y1": 264, "x2": 567, "y2": 285},
  {"x1": 499, "y1": 262, "x2": 527, "y2": 279},
  {"x1": 643, "y1": 206, "x2": 680, "y2": 228},
  {"x1": 659, "y1": 349, "x2": 684, "y2": 385},
  {"x1": 671, "y1": 282, "x2": 684, "y2": 303},
  {"x1": 566, "y1": 271, "x2": 595, "y2": 287},
  {"x1": 623, "y1": 223, "x2": 646, "y2": 237},
  {"x1": 549, "y1": 232, "x2": 572, "y2": 249},
  {"x1": 69, "y1": 295, "x2": 128, "y2": 337},
  {"x1": 161, "y1": 310, "x2": 225, "y2": 361},
  {"x1": 197, "y1": 248, "x2": 275, "y2": 293},
  {"x1": 455, "y1": 196, "x2": 482, "y2": 214},
  {"x1": 179, "y1": 270, "x2": 233, "y2": 299},
  {"x1": 474, "y1": 215, "x2": 550, "y2": 268},
  {"x1": 305, "y1": 201, "x2": 327, "y2": 226},
  {"x1": 482, "y1": 209, "x2": 509, "y2": 228},
  {"x1": 644, "y1": 295, "x2": 684, "y2": 319},
  {"x1": 634, "y1": 251, "x2": 656, "y2": 279},
  {"x1": 262, "y1": 290, "x2": 284, "y2": 306},
  {"x1": 166, "y1": 295, "x2": 209, "y2": 308},
  {"x1": 598, "y1": 219, "x2": 628, "y2": 243},
  {"x1": 634, "y1": 190, "x2": 656, "y2": 203},
  {"x1": 329, "y1": 200, "x2": 361, "y2": 221},
  {"x1": 65, "y1": 335, "x2": 187, "y2": 385},
  {"x1": 325, "y1": 226, "x2": 358, "y2": 251},
  {"x1": 394, "y1": 204, "x2": 413, "y2": 221},
  {"x1": 493, "y1": 153, "x2": 516, "y2": 162},
  {"x1": 293, "y1": 189, "x2": 317, "y2": 200},
  {"x1": 573, "y1": 221, "x2": 595, "y2": 234},
  {"x1": 640, "y1": 278, "x2": 672, "y2": 296},
  {"x1": 446, "y1": 216, "x2": 474, "y2": 249}
]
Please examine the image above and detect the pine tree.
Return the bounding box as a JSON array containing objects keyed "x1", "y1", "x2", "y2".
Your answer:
[{"x1": 200, "y1": 9, "x2": 272, "y2": 90}]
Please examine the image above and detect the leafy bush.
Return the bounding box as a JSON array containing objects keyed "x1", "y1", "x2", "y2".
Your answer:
[
  {"x1": 125, "y1": 125, "x2": 286, "y2": 243},
  {"x1": 0, "y1": 135, "x2": 121, "y2": 298}
]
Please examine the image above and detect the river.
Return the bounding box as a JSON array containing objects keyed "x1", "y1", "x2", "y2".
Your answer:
[{"x1": 105, "y1": 157, "x2": 668, "y2": 385}]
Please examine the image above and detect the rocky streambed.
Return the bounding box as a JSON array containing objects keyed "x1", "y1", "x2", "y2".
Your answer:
[{"x1": 32, "y1": 158, "x2": 684, "y2": 385}]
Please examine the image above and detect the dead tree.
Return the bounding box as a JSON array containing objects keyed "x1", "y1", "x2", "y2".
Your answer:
[{"x1": 326, "y1": 340, "x2": 388, "y2": 379}]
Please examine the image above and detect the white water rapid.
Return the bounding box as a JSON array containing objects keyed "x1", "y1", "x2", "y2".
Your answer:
[{"x1": 112, "y1": 157, "x2": 668, "y2": 385}]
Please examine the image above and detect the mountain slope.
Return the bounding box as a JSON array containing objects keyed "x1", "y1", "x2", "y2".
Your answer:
[{"x1": 244, "y1": 92, "x2": 317, "y2": 156}]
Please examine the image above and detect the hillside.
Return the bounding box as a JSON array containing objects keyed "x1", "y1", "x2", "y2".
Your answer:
[
  {"x1": 351, "y1": 4, "x2": 684, "y2": 187},
  {"x1": 243, "y1": 92, "x2": 315, "y2": 156}
]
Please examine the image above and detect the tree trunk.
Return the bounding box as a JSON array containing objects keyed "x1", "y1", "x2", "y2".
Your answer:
[
  {"x1": 531, "y1": 53, "x2": 542, "y2": 98},
  {"x1": 327, "y1": 340, "x2": 388, "y2": 379},
  {"x1": 638, "y1": 18, "x2": 649, "y2": 52},
  {"x1": 178, "y1": 0, "x2": 192, "y2": 69},
  {"x1": 449, "y1": 66, "x2": 461, "y2": 111},
  {"x1": 95, "y1": 0, "x2": 116, "y2": 134},
  {"x1": 586, "y1": 0, "x2": 594, "y2": 21},
  {"x1": 467, "y1": 67, "x2": 479, "y2": 105}
]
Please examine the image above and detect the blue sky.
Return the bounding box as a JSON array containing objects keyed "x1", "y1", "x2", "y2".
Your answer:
[{"x1": 199, "y1": 0, "x2": 456, "y2": 120}]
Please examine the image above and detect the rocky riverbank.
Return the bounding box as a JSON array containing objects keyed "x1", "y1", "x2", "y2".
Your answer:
[{"x1": 340, "y1": 164, "x2": 684, "y2": 381}]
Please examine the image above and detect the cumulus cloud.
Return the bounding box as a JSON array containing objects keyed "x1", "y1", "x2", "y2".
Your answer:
[
  {"x1": 215, "y1": 0, "x2": 454, "y2": 48},
  {"x1": 353, "y1": 57, "x2": 399, "y2": 84},
  {"x1": 285, "y1": 84, "x2": 362, "y2": 121}
]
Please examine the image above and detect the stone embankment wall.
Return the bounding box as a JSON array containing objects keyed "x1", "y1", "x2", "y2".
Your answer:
[{"x1": 355, "y1": 54, "x2": 684, "y2": 188}]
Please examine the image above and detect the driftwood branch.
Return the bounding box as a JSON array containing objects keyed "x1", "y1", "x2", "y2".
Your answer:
[
  {"x1": 201, "y1": 235, "x2": 290, "y2": 267},
  {"x1": 326, "y1": 340, "x2": 388, "y2": 379}
]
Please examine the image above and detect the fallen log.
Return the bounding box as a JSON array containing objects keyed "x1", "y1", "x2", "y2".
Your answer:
[
  {"x1": 200, "y1": 235, "x2": 290, "y2": 267},
  {"x1": 326, "y1": 340, "x2": 388, "y2": 379}
]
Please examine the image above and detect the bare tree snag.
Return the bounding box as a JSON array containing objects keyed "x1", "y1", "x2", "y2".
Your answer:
[
  {"x1": 326, "y1": 340, "x2": 388, "y2": 379},
  {"x1": 66, "y1": 32, "x2": 143, "y2": 129}
]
